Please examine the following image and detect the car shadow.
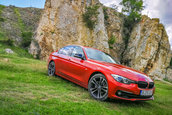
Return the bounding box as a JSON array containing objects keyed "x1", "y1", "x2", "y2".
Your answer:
[{"x1": 106, "y1": 98, "x2": 152, "y2": 107}]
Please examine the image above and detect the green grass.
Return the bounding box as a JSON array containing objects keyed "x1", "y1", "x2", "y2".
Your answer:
[{"x1": 0, "y1": 43, "x2": 172, "y2": 115}]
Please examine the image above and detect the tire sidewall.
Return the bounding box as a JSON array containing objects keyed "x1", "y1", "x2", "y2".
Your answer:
[
  {"x1": 48, "y1": 61, "x2": 55, "y2": 76},
  {"x1": 88, "y1": 74, "x2": 108, "y2": 101}
]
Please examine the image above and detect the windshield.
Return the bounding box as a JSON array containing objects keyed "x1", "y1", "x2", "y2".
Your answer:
[{"x1": 84, "y1": 48, "x2": 116, "y2": 64}]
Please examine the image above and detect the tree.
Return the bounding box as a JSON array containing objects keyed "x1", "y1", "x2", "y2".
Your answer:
[
  {"x1": 120, "y1": 0, "x2": 144, "y2": 46},
  {"x1": 120, "y1": 0, "x2": 144, "y2": 24}
]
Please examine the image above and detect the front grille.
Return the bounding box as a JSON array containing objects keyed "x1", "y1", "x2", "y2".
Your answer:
[
  {"x1": 138, "y1": 81, "x2": 148, "y2": 89},
  {"x1": 115, "y1": 90, "x2": 152, "y2": 99},
  {"x1": 148, "y1": 82, "x2": 154, "y2": 89}
]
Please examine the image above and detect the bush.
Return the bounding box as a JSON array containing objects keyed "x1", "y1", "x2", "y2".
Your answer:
[
  {"x1": 108, "y1": 35, "x2": 116, "y2": 49},
  {"x1": 21, "y1": 31, "x2": 32, "y2": 48},
  {"x1": 0, "y1": 39, "x2": 14, "y2": 46},
  {"x1": 0, "y1": 17, "x2": 5, "y2": 22},
  {"x1": 83, "y1": 5, "x2": 100, "y2": 30},
  {"x1": 103, "y1": 7, "x2": 109, "y2": 21},
  {"x1": 108, "y1": 35, "x2": 116, "y2": 45}
]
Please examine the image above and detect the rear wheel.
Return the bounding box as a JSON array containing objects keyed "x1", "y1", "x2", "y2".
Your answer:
[
  {"x1": 88, "y1": 74, "x2": 108, "y2": 101},
  {"x1": 48, "y1": 61, "x2": 55, "y2": 76}
]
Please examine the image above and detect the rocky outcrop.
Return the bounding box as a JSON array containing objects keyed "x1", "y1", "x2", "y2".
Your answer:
[
  {"x1": 29, "y1": 0, "x2": 110, "y2": 60},
  {"x1": 123, "y1": 16, "x2": 171, "y2": 79},
  {"x1": 166, "y1": 68, "x2": 172, "y2": 81},
  {"x1": 105, "y1": 8, "x2": 125, "y2": 61},
  {"x1": 29, "y1": 0, "x2": 171, "y2": 80},
  {"x1": 0, "y1": 5, "x2": 42, "y2": 46}
]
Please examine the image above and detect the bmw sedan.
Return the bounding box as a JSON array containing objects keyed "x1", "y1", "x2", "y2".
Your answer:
[{"x1": 48, "y1": 45, "x2": 155, "y2": 101}]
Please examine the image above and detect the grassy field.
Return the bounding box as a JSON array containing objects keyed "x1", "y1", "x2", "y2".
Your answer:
[{"x1": 0, "y1": 42, "x2": 172, "y2": 115}]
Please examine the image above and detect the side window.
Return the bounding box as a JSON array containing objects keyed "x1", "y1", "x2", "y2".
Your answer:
[
  {"x1": 58, "y1": 48, "x2": 64, "y2": 54},
  {"x1": 58, "y1": 46, "x2": 73, "y2": 56},
  {"x1": 71, "y1": 46, "x2": 84, "y2": 58}
]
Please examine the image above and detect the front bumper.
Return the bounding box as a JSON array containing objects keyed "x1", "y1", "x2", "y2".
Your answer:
[{"x1": 107, "y1": 75, "x2": 155, "y2": 101}]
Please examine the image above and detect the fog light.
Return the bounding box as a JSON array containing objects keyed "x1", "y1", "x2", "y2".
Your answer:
[{"x1": 117, "y1": 91, "x2": 122, "y2": 96}]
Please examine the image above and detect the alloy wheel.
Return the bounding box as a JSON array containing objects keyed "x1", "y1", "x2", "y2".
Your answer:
[
  {"x1": 88, "y1": 74, "x2": 108, "y2": 101},
  {"x1": 48, "y1": 61, "x2": 55, "y2": 76}
]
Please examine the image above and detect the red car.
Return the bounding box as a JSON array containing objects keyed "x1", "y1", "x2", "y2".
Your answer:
[{"x1": 48, "y1": 45, "x2": 155, "y2": 101}]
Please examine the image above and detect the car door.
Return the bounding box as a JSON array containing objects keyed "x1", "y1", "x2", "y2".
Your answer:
[
  {"x1": 55, "y1": 46, "x2": 74, "y2": 76},
  {"x1": 68, "y1": 46, "x2": 88, "y2": 84}
]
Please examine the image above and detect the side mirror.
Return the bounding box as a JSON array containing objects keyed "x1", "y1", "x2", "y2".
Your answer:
[{"x1": 74, "y1": 54, "x2": 85, "y2": 60}]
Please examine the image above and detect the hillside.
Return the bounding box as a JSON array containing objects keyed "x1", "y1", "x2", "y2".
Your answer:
[
  {"x1": 0, "y1": 41, "x2": 172, "y2": 114},
  {"x1": 0, "y1": 5, "x2": 42, "y2": 47}
]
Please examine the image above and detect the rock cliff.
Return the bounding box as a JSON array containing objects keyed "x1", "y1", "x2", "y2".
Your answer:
[
  {"x1": 123, "y1": 16, "x2": 171, "y2": 79},
  {"x1": 29, "y1": 0, "x2": 171, "y2": 80},
  {"x1": 30, "y1": 0, "x2": 110, "y2": 60}
]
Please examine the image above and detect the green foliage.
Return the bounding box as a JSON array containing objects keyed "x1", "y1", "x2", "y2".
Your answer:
[
  {"x1": 0, "y1": 4, "x2": 5, "y2": 14},
  {"x1": 0, "y1": 41, "x2": 32, "y2": 58},
  {"x1": 108, "y1": 35, "x2": 116, "y2": 49},
  {"x1": 83, "y1": 5, "x2": 100, "y2": 30},
  {"x1": 0, "y1": 17, "x2": 5, "y2": 22},
  {"x1": 170, "y1": 58, "x2": 172, "y2": 67},
  {"x1": 21, "y1": 31, "x2": 33, "y2": 48},
  {"x1": 0, "y1": 5, "x2": 5, "y2": 23},
  {"x1": 0, "y1": 39, "x2": 14, "y2": 46},
  {"x1": 14, "y1": 8, "x2": 33, "y2": 48},
  {"x1": 0, "y1": 32, "x2": 5, "y2": 39},
  {"x1": 6, "y1": 39, "x2": 14, "y2": 46},
  {"x1": 120, "y1": 0, "x2": 144, "y2": 24},
  {"x1": 120, "y1": 0, "x2": 144, "y2": 47},
  {"x1": 103, "y1": 7, "x2": 109, "y2": 21},
  {"x1": 14, "y1": 8, "x2": 25, "y2": 30},
  {"x1": 108, "y1": 35, "x2": 116, "y2": 45}
]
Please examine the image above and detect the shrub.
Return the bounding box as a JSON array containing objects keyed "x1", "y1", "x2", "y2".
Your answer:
[
  {"x1": 120, "y1": 0, "x2": 144, "y2": 24},
  {"x1": 108, "y1": 35, "x2": 116, "y2": 49},
  {"x1": 103, "y1": 7, "x2": 109, "y2": 21},
  {"x1": 6, "y1": 39, "x2": 14, "y2": 46},
  {"x1": 108, "y1": 35, "x2": 116, "y2": 45},
  {"x1": 21, "y1": 31, "x2": 32, "y2": 48},
  {"x1": 0, "y1": 17, "x2": 5, "y2": 22},
  {"x1": 83, "y1": 5, "x2": 100, "y2": 30}
]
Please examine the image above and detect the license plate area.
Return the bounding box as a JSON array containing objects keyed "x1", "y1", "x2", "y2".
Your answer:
[{"x1": 140, "y1": 90, "x2": 153, "y2": 96}]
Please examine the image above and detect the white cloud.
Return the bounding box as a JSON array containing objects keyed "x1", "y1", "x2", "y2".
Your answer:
[{"x1": 100, "y1": 0, "x2": 172, "y2": 49}]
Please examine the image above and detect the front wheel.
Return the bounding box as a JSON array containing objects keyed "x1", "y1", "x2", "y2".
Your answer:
[
  {"x1": 48, "y1": 61, "x2": 55, "y2": 76},
  {"x1": 88, "y1": 74, "x2": 108, "y2": 101}
]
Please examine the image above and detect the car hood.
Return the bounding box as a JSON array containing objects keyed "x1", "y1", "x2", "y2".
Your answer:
[{"x1": 90, "y1": 60, "x2": 153, "y2": 82}]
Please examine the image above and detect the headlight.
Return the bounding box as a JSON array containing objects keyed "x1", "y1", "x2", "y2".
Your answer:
[{"x1": 111, "y1": 74, "x2": 135, "y2": 84}]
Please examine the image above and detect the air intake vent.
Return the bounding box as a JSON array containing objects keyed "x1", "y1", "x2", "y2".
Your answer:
[
  {"x1": 138, "y1": 81, "x2": 148, "y2": 89},
  {"x1": 148, "y1": 82, "x2": 154, "y2": 89}
]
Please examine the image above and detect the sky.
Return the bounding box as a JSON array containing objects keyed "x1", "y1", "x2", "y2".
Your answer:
[{"x1": 0, "y1": 0, "x2": 172, "y2": 49}]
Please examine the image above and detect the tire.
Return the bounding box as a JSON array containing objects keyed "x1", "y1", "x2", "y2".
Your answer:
[
  {"x1": 48, "y1": 61, "x2": 55, "y2": 76},
  {"x1": 88, "y1": 74, "x2": 108, "y2": 101}
]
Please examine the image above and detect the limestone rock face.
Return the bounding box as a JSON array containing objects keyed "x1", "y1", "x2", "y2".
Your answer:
[
  {"x1": 29, "y1": 0, "x2": 109, "y2": 60},
  {"x1": 105, "y1": 9, "x2": 125, "y2": 61},
  {"x1": 166, "y1": 68, "x2": 172, "y2": 81},
  {"x1": 123, "y1": 16, "x2": 171, "y2": 79}
]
